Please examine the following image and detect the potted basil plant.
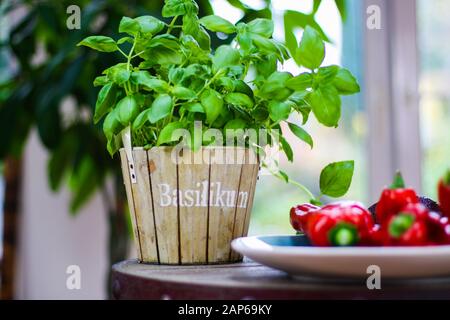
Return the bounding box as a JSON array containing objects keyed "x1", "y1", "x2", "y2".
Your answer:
[{"x1": 78, "y1": 0, "x2": 360, "y2": 264}]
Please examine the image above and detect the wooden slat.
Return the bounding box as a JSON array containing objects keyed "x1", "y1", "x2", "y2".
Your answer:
[
  {"x1": 241, "y1": 158, "x2": 259, "y2": 240},
  {"x1": 130, "y1": 149, "x2": 159, "y2": 263},
  {"x1": 148, "y1": 147, "x2": 179, "y2": 264},
  {"x1": 230, "y1": 149, "x2": 259, "y2": 261},
  {"x1": 119, "y1": 149, "x2": 142, "y2": 261},
  {"x1": 177, "y1": 148, "x2": 210, "y2": 264},
  {"x1": 207, "y1": 147, "x2": 245, "y2": 263}
]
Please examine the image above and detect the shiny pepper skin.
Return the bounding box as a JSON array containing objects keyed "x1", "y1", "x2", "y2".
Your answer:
[
  {"x1": 386, "y1": 203, "x2": 429, "y2": 246},
  {"x1": 290, "y1": 203, "x2": 320, "y2": 233},
  {"x1": 305, "y1": 201, "x2": 375, "y2": 246},
  {"x1": 438, "y1": 170, "x2": 450, "y2": 218},
  {"x1": 375, "y1": 172, "x2": 419, "y2": 224}
]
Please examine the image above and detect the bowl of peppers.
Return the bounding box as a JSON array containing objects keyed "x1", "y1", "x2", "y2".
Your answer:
[
  {"x1": 290, "y1": 171, "x2": 450, "y2": 247},
  {"x1": 232, "y1": 170, "x2": 450, "y2": 278}
]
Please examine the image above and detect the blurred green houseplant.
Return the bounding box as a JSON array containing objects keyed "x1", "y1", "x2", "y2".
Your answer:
[{"x1": 0, "y1": 0, "x2": 348, "y2": 293}]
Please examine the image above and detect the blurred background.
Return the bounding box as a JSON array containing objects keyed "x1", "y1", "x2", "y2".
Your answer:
[{"x1": 0, "y1": 0, "x2": 449, "y2": 299}]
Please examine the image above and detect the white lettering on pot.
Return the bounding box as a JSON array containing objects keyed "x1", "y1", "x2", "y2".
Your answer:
[{"x1": 157, "y1": 180, "x2": 249, "y2": 208}]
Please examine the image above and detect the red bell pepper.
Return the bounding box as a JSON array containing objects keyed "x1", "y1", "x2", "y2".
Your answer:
[
  {"x1": 305, "y1": 201, "x2": 375, "y2": 246},
  {"x1": 375, "y1": 172, "x2": 419, "y2": 225},
  {"x1": 290, "y1": 203, "x2": 320, "y2": 233},
  {"x1": 386, "y1": 203, "x2": 429, "y2": 246},
  {"x1": 438, "y1": 169, "x2": 450, "y2": 218}
]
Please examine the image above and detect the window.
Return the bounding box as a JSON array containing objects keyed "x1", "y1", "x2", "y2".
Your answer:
[
  {"x1": 249, "y1": 0, "x2": 367, "y2": 234},
  {"x1": 417, "y1": 0, "x2": 450, "y2": 199}
]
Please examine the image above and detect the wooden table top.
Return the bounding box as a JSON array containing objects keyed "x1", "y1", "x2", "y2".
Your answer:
[{"x1": 111, "y1": 260, "x2": 450, "y2": 300}]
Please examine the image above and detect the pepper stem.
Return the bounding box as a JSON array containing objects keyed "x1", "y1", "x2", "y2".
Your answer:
[
  {"x1": 388, "y1": 213, "x2": 415, "y2": 238},
  {"x1": 328, "y1": 223, "x2": 359, "y2": 246},
  {"x1": 390, "y1": 171, "x2": 406, "y2": 189},
  {"x1": 443, "y1": 169, "x2": 450, "y2": 186}
]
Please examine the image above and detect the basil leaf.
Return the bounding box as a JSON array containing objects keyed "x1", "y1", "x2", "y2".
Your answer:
[
  {"x1": 260, "y1": 72, "x2": 293, "y2": 100},
  {"x1": 310, "y1": 84, "x2": 341, "y2": 127},
  {"x1": 268, "y1": 100, "x2": 291, "y2": 122},
  {"x1": 157, "y1": 121, "x2": 185, "y2": 145},
  {"x1": 162, "y1": 0, "x2": 186, "y2": 17},
  {"x1": 251, "y1": 34, "x2": 279, "y2": 55},
  {"x1": 201, "y1": 89, "x2": 223, "y2": 125},
  {"x1": 296, "y1": 26, "x2": 325, "y2": 70},
  {"x1": 224, "y1": 119, "x2": 246, "y2": 130},
  {"x1": 103, "y1": 108, "x2": 121, "y2": 140},
  {"x1": 288, "y1": 122, "x2": 313, "y2": 148},
  {"x1": 93, "y1": 76, "x2": 109, "y2": 87},
  {"x1": 237, "y1": 29, "x2": 253, "y2": 52},
  {"x1": 225, "y1": 93, "x2": 254, "y2": 108},
  {"x1": 77, "y1": 36, "x2": 118, "y2": 52},
  {"x1": 119, "y1": 17, "x2": 140, "y2": 35},
  {"x1": 94, "y1": 83, "x2": 117, "y2": 124},
  {"x1": 117, "y1": 96, "x2": 139, "y2": 125},
  {"x1": 105, "y1": 63, "x2": 130, "y2": 85},
  {"x1": 316, "y1": 65, "x2": 339, "y2": 85},
  {"x1": 199, "y1": 15, "x2": 236, "y2": 34},
  {"x1": 320, "y1": 160, "x2": 355, "y2": 197},
  {"x1": 183, "y1": 102, "x2": 204, "y2": 113},
  {"x1": 148, "y1": 94, "x2": 173, "y2": 123},
  {"x1": 132, "y1": 109, "x2": 151, "y2": 130},
  {"x1": 212, "y1": 45, "x2": 240, "y2": 73},
  {"x1": 135, "y1": 16, "x2": 165, "y2": 34},
  {"x1": 286, "y1": 72, "x2": 313, "y2": 91},
  {"x1": 333, "y1": 67, "x2": 360, "y2": 95},
  {"x1": 172, "y1": 86, "x2": 196, "y2": 100},
  {"x1": 131, "y1": 72, "x2": 169, "y2": 93},
  {"x1": 248, "y1": 18, "x2": 274, "y2": 38}
]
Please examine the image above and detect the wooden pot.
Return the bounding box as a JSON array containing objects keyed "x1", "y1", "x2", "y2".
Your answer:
[{"x1": 119, "y1": 146, "x2": 259, "y2": 264}]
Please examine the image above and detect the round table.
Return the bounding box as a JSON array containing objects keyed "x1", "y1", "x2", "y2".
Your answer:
[{"x1": 111, "y1": 259, "x2": 450, "y2": 300}]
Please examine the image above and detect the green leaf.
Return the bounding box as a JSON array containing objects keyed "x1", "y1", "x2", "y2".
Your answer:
[
  {"x1": 280, "y1": 136, "x2": 293, "y2": 162},
  {"x1": 105, "y1": 63, "x2": 130, "y2": 85},
  {"x1": 183, "y1": 102, "x2": 204, "y2": 113},
  {"x1": 103, "y1": 108, "x2": 122, "y2": 140},
  {"x1": 149, "y1": 94, "x2": 173, "y2": 123},
  {"x1": 251, "y1": 34, "x2": 279, "y2": 55},
  {"x1": 225, "y1": 93, "x2": 253, "y2": 108},
  {"x1": 288, "y1": 122, "x2": 313, "y2": 148},
  {"x1": 316, "y1": 65, "x2": 339, "y2": 85},
  {"x1": 319, "y1": 160, "x2": 355, "y2": 197},
  {"x1": 157, "y1": 121, "x2": 185, "y2": 145},
  {"x1": 268, "y1": 100, "x2": 291, "y2": 122},
  {"x1": 199, "y1": 15, "x2": 236, "y2": 34},
  {"x1": 117, "y1": 96, "x2": 139, "y2": 125},
  {"x1": 93, "y1": 76, "x2": 109, "y2": 87},
  {"x1": 131, "y1": 71, "x2": 169, "y2": 93},
  {"x1": 224, "y1": 118, "x2": 246, "y2": 130},
  {"x1": 77, "y1": 36, "x2": 118, "y2": 52},
  {"x1": 237, "y1": 29, "x2": 253, "y2": 52},
  {"x1": 333, "y1": 67, "x2": 360, "y2": 95},
  {"x1": 94, "y1": 83, "x2": 117, "y2": 124},
  {"x1": 201, "y1": 89, "x2": 223, "y2": 125},
  {"x1": 212, "y1": 45, "x2": 241, "y2": 73},
  {"x1": 135, "y1": 16, "x2": 165, "y2": 34},
  {"x1": 260, "y1": 72, "x2": 293, "y2": 101},
  {"x1": 296, "y1": 26, "x2": 325, "y2": 70},
  {"x1": 310, "y1": 85, "x2": 341, "y2": 127},
  {"x1": 279, "y1": 170, "x2": 289, "y2": 183},
  {"x1": 248, "y1": 18, "x2": 274, "y2": 38},
  {"x1": 119, "y1": 16, "x2": 141, "y2": 35},
  {"x1": 162, "y1": 0, "x2": 187, "y2": 17},
  {"x1": 172, "y1": 86, "x2": 196, "y2": 100},
  {"x1": 132, "y1": 109, "x2": 151, "y2": 130},
  {"x1": 117, "y1": 36, "x2": 133, "y2": 45},
  {"x1": 286, "y1": 73, "x2": 313, "y2": 91}
]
